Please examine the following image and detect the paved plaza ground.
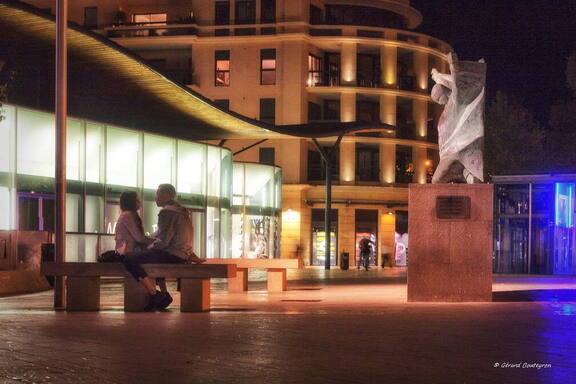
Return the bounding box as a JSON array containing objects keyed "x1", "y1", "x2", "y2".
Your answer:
[{"x1": 1, "y1": 267, "x2": 576, "y2": 384}]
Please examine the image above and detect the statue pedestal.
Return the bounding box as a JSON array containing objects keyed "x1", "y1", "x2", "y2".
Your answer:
[{"x1": 407, "y1": 184, "x2": 493, "y2": 302}]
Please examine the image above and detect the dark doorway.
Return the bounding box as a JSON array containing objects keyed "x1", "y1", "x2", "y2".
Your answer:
[{"x1": 355, "y1": 209, "x2": 378, "y2": 266}]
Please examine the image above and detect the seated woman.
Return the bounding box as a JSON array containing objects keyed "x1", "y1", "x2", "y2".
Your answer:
[{"x1": 115, "y1": 191, "x2": 154, "y2": 257}]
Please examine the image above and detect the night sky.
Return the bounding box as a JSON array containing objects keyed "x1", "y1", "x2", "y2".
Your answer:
[{"x1": 411, "y1": 0, "x2": 576, "y2": 123}]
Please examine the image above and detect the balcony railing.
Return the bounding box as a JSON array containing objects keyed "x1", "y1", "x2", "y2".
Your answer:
[
  {"x1": 105, "y1": 23, "x2": 197, "y2": 38},
  {"x1": 307, "y1": 72, "x2": 425, "y2": 93}
]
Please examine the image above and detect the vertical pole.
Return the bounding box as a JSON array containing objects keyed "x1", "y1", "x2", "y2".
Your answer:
[
  {"x1": 54, "y1": 0, "x2": 68, "y2": 310},
  {"x1": 324, "y1": 160, "x2": 332, "y2": 270},
  {"x1": 527, "y1": 183, "x2": 532, "y2": 274}
]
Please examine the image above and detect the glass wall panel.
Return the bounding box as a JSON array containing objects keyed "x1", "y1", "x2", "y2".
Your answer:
[
  {"x1": 553, "y1": 183, "x2": 576, "y2": 275},
  {"x1": 177, "y1": 140, "x2": 205, "y2": 197},
  {"x1": 85, "y1": 195, "x2": 103, "y2": 233},
  {"x1": 232, "y1": 163, "x2": 245, "y2": 258},
  {"x1": 494, "y1": 184, "x2": 530, "y2": 273},
  {"x1": 206, "y1": 146, "x2": 221, "y2": 258},
  {"x1": 220, "y1": 150, "x2": 232, "y2": 258},
  {"x1": 190, "y1": 210, "x2": 206, "y2": 258},
  {"x1": 246, "y1": 164, "x2": 274, "y2": 208},
  {"x1": 274, "y1": 167, "x2": 282, "y2": 209},
  {"x1": 86, "y1": 123, "x2": 104, "y2": 184},
  {"x1": 104, "y1": 196, "x2": 121, "y2": 234},
  {"x1": 66, "y1": 193, "x2": 82, "y2": 232},
  {"x1": 530, "y1": 184, "x2": 554, "y2": 274},
  {"x1": 144, "y1": 134, "x2": 175, "y2": 190},
  {"x1": 0, "y1": 105, "x2": 15, "y2": 230},
  {"x1": 17, "y1": 109, "x2": 55, "y2": 177},
  {"x1": 0, "y1": 187, "x2": 10, "y2": 230},
  {"x1": 106, "y1": 126, "x2": 140, "y2": 187},
  {"x1": 66, "y1": 119, "x2": 84, "y2": 181},
  {"x1": 143, "y1": 194, "x2": 161, "y2": 235},
  {"x1": 231, "y1": 162, "x2": 281, "y2": 259}
]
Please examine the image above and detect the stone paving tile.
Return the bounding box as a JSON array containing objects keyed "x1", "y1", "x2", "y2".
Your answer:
[{"x1": 1, "y1": 268, "x2": 576, "y2": 384}]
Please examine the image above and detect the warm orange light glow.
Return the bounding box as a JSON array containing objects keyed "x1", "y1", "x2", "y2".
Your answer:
[
  {"x1": 425, "y1": 160, "x2": 432, "y2": 167},
  {"x1": 283, "y1": 209, "x2": 300, "y2": 223}
]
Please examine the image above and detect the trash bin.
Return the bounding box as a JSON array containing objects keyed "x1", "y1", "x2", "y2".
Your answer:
[
  {"x1": 340, "y1": 252, "x2": 349, "y2": 270},
  {"x1": 41, "y1": 243, "x2": 55, "y2": 287},
  {"x1": 381, "y1": 253, "x2": 391, "y2": 268}
]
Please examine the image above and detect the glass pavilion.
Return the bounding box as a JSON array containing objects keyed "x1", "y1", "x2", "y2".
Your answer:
[{"x1": 0, "y1": 103, "x2": 235, "y2": 261}]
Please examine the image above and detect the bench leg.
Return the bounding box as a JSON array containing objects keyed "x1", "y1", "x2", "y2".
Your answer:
[
  {"x1": 267, "y1": 269, "x2": 287, "y2": 292},
  {"x1": 66, "y1": 277, "x2": 100, "y2": 311},
  {"x1": 124, "y1": 277, "x2": 150, "y2": 312},
  {"x1": 180, "y1": 279, "x2": 210, "y2": 312},
  {"x1": 228, "y1": 268, "x2": 249, "y2": 292}
]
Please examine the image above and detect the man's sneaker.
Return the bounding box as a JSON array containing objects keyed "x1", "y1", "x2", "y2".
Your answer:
[
  {"x1": 146, "y1": 291, "x2": 173, "y2": 311},
  {"x1": 153, "y1": 291, "x2": 173, "y2": 310},
  {"x1": 142, "y1": 292, "x2": 159, "y2": 312}
]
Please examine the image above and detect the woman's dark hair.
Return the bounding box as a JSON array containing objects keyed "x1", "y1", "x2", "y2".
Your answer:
[
  {"x1": 120, "y1": 191, "x2": 139, "y2": 212},
  {"x1": 120, "y1": 191, "x2": 144, "y2": 234}
]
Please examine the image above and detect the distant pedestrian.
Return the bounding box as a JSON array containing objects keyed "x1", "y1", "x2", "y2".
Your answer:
[{"x1": 358, "y1": 237, "x2": 373, "y2": 271}]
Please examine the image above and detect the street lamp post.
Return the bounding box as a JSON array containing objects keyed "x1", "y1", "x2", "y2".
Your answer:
[
  {"x1": 312, "y1": 135, "x2": 344, "y2": 270},
  {"x1": 54, "y1": 0, "x2": 68, "y2": 309}
]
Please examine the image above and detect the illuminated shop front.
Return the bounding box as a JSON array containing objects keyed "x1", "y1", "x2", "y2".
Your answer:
[
  {"x1": 0, "y1": 103, "x2": 233, "y2": 260},
  {"x1": 493, "y1": 174, "x2": 576, "y2": 275},
  {"x1": 231, "y1": 162, "x2": 281, "y2": 259}
]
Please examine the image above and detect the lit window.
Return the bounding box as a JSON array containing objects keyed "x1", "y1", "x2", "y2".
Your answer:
[
  {"x1": 260, "y1": 49, "x2": 276, "y2": 85},
  {"x1": 133, "y1": 13, "x2": 167, "y2": 25},
  {"x1": 215, "y1": 50, "x2": 230, "y2": 86},
  {"x1": 308, "y1": 54, "x2": 322, "y2": 86}
]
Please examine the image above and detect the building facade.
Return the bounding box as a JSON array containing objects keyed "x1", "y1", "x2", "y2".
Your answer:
[{"x1": 22, "y1": 0, "x2": 450, "y2": 266}]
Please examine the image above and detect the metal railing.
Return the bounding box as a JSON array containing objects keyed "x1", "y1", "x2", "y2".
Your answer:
[{"x1": 105, "y1": 24, "x2": 197, "y2": 38}]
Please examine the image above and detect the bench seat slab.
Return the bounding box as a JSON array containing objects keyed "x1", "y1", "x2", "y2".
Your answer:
[
  {"x1": 267, "y1": 268, "x2": 287, "y2": 292},
  {"x1": 181, "y1": 279, "x2": 210, "y2": 312},
  {"x1": 228, "y1": 268, "x2": 249, "y2": 292},
  {"x1": 66, "y1": 276, "x2": 100, "y2": 312}
]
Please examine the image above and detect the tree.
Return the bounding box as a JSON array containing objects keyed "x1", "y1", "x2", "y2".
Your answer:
[
  {"x1": 484, "y1": 91, "x2": 547, "y2": 178},
  {"x1": 566, "y1": 53, "x2": 576, "y2": 95},
  {"x1": 0, "y1": 60, "x2": 16, "y2": 122},
  {"x1": 547, "y1": 52, "x2": 576, "y2": 172}
]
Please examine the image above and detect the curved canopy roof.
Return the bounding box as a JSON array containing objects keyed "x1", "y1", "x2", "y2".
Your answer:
[{"x1": 0, "y1": 0, "x2": 395, "y2": 141}]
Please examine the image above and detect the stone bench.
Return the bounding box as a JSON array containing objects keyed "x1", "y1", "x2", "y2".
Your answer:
[
  {"x1": 41, "y1": 262, "x2": 236, "y2": 312},
  {"x1": 204, "y1": 258, "x2": 303, "y2": 292}
]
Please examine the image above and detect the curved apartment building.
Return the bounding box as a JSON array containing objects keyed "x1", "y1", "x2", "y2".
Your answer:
[{"x1": 22, "y1": 0, "x2": 451, "y2": 266}]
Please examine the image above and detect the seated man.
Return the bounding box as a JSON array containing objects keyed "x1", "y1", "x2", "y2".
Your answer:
[{"x1": 123, "y1": 183, "x2": 203, "y2": 310}]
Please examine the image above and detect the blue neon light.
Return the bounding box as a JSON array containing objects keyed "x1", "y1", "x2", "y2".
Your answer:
[{"x1": 555, "y1": 182, "x2": 574, "y2": 228}]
